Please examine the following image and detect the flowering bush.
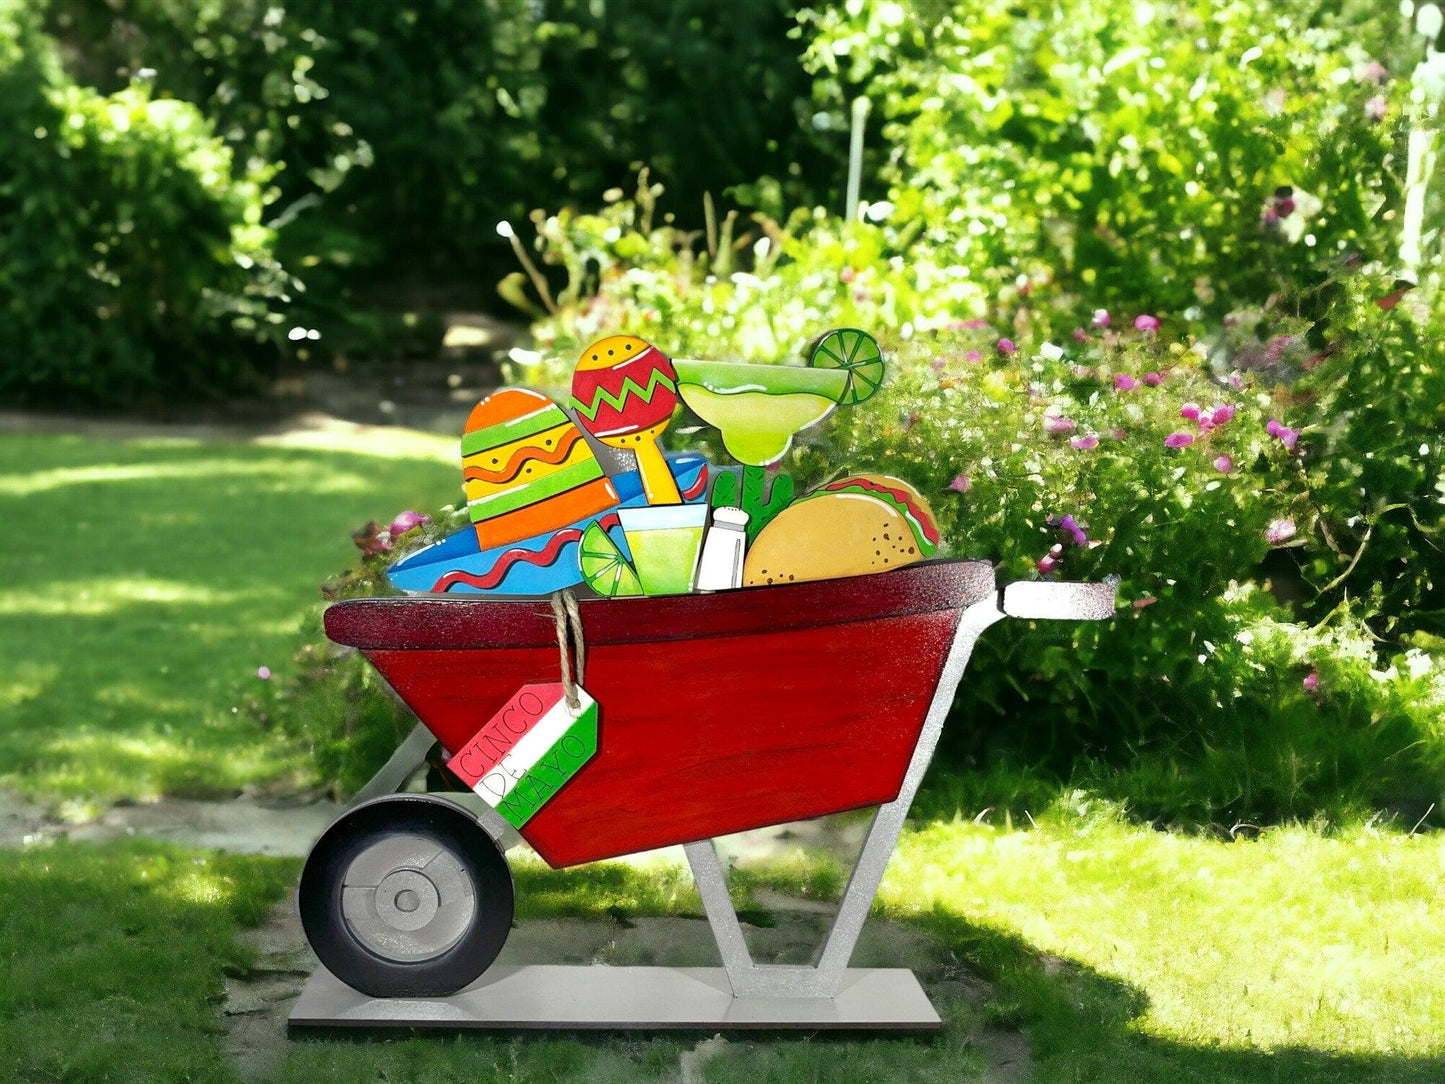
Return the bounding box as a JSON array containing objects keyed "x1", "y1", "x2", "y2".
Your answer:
[
  {"x1": 473, "y1": 176, "x2": 1445, "y2": 826},
  {"x1": 797, "y1": 0, "x2": 1409, "y2": 317}
]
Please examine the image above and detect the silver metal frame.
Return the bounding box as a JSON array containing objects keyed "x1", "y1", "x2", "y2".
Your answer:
[
  {"x1": 296, "y1": 578, "x2": 1113, "y2": 1029},
  {"x1": 684, "y1": 593, "x2": 1007, "y2": 998}
]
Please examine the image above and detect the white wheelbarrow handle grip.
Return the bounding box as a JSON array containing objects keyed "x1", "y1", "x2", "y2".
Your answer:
[{"x1": 1000, "y1": 580, "x2": 1116, "y2": 621}]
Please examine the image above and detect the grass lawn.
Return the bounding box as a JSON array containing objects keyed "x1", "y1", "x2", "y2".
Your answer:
[
  {"x1": 0, "y1": 429, "x2": 458, "y2": 809},
  {"x1": 2, "y1": 429, "x2": 1442, "y2": 1082}
]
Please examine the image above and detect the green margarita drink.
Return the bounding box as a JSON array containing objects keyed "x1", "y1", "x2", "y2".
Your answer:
[
  {"x1": 616, "y1": 504, "x2": 709, "y2": 595},
  {"x1": 672, "y1": 360, "x2": 847, "y2": 466}
]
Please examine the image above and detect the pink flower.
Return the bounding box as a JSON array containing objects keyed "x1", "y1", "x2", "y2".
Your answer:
[
  {"x1": 947, "y1": 473, "x2": 972, "y2": 493},
  {"x1": 257, "y1": 666, "x2": 272, "y2": 680},
  {"x1": 1142, "y1": 372, "x2": 1163, "y2": 386},
  {"x1": 1092, "y1": 309, "x2": 1111, "y2": 328},
  {"x1": 840, "y1": 267, "x2": 856, "y2": 283},
  {"x1": 1134, "y1": 314, "x2": 1161, "y2": 332},
  {"x1": 1164, "y1": 431, "x2": 1195, "y2": 448},
  {"x1": 1036, "y1": 542, "x2": 1065, "y2": 574},
  {"x1": 1265, "y1": 335, "x2": 1296, "y2": 362},
  {"x1": 1198, "y1": 404, "x2": 1235, "y2": 430},
  {"x1": 1359, "y1": 60, "x2": 1387, "y2": 85},
  {"x1": 931, "y1": 358, "x2": 947, "y2": 374},
  {"x1": 961, "y1": 318, "x2": 990, "y2": 330},
  {"x1": 1053, "y1": 514, "x2": 1089, "y2": 546},
  {"x1": 1303, "y1": 669, "x2": 1320, "y2": 692},
  {"x1": 997, "y1": 337, "x2": 1017, "y2": 355},
  {"x1": 1073, "y1": 327, "x2": 1090, "y2": 343},
  {"x1": 1070, "y1": 435, "x2": 1099, "y2": 450},
  {"x1": 389, "y1": 510, "x2": 431, "y2": 536},
  {"x1": 1132, "y1": 597, "x2": 1157, "y2": 610},
  {"x1": 1044, "y1": 413, "x2": 1076, "y2": 435},
  {"x1": 1111, "y1": 427, "x2": 1128, "y2": 440},
  {"x1": 1114, "y1": 373, "x2": 1138, "y2": 391},
  {"x1": 1266, "y1": 517, "x2": 1297, "y2": 545},
  {"x1": 1364, "y1": 96, "x2": 1387, "y2": 122},
  {"x1": 1213, "y1": 454, "x2": 1234, "y2": 474},
  {"x1": 352, "y1": 521, "x2": 392, "y2": 557},
  {"x1": 965, "y1": 349, "x2": 983, "y2": 362},
  {"x1": 1267, "y1": 418, "x2": 1300, "y2": 450},
  {"x1": 1179, "y1": 402, "x2": 1202, "y2": 422}
]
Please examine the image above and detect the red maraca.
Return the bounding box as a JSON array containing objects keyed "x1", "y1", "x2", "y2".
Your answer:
[{"x1": 570, "y1": 335, "x2": 682, "y2": 505}]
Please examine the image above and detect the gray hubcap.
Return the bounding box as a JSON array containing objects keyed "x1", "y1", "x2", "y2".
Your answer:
[{"x1": 340, "y1": 834, "x2": 476, "y2": 963}]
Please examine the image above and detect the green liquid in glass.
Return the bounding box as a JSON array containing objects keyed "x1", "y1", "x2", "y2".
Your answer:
[
  {"x1": 626, "y1": 524, "x2": 705, "y2": 596},
  {"x1": 617, "y1": 505, "x2": 708, "y2": 596}
]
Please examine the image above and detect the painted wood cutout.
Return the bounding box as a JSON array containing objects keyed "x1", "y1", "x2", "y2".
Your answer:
[
  {"x1": 570, "y1": 336, "x2": 682, "y2": 505},
  {"x1": 693, "y1": 506, "x2": 750, "y2": 591},
  {"x1": 578, "y1": 520, "x2": 643, "y2": 597},
  {"x1": 447, "y1": 682, "x2": 599, "y2": 830},
  {"x1": 616, "y1": 503, "x2": 708, "y2": 595},
  {"x1": 673, "y1": 329, "x2": 883, "y2": 468},
  {"x1": 710, "y1": 466, "x2": 794, "y2": 544},
  {"x1": 742, "y1": 474, "x2": 940, "y2": 587},
  {"x1": 462, "y1": 389, "x2": 617, "y2": 551},
  {"x1": 386, "y1": 452, "x2": 710, "y2": 595},
  {"x1": 327, "y1": 560, "x2": 999, "y2": 867},
  {"x1": 673, "y1": 358, "x2": 845, "y2": 466},
  {"x1": 808, "y1": 328, "x2": 885, "y2": 405}
]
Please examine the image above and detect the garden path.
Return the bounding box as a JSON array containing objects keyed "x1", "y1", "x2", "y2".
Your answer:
[{"x1": 0, "y1": 787, "x2": 1031, "y2": 1082}]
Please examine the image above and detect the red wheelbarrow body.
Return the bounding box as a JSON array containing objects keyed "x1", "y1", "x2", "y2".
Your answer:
[{"x1": 323, "y1": 559, "x2": 996, "y2": 867}]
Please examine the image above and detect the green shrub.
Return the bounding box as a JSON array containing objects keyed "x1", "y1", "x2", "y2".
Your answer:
[
  {"x1": 797, "y1": 0, "x2": 1408, "y2": 317},
  {"x1": 43, "y1": 0, "x2": 832, "y2": 285},
  {"x1": 483, "y1": 179, "x2": 1445, "y2": 827},
  {"x1": 1287, "y1": 279, "x2": 1445, "y2": 637},
  {"x1": 0, "y1": 0, "x2": 288, "y2": 405}
]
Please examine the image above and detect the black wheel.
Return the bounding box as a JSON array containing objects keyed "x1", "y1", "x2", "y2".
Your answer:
[{"x1": 298, "y1": 794, "x2": 513, "y2": 998}]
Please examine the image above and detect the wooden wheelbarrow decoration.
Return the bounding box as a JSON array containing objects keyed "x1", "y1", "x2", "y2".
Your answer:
[{"x1": 289, "y1": 562, "x2": 1113, "y2": 1032}]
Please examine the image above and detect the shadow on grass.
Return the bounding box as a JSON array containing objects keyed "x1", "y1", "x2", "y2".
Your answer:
[
  {"x1": 282, "y1": 858, "x2": 1443, "y2": 1084},
  {"x1": 906, "y1": 907, "x2": 1445, "y2": 1084}
]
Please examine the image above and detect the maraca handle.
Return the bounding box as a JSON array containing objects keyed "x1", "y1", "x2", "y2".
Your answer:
[{"x1": 636, "y1": 439, "x2": 683, "y2": 505}]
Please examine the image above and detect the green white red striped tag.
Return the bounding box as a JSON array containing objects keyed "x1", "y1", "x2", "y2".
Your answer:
[{"x1": 447, "y1": 682, "x2": 598, "y2": 829}]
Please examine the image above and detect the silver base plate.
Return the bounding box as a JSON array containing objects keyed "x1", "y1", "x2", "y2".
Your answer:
[{"x1": 289, "y1": 965, "x2": 941, "y2": 1031}]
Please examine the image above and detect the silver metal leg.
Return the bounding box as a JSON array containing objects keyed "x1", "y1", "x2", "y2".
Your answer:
[
  {"x1": 346, "y1": 721, "x2": 523, "y2": 848},
  {"x1": 349, "y1": 722, "x2": 436, "y2": 806},
  {"x1": 686, "y1": 595, "x2": 1008, "y2": 999},
  {"x1": 293, "y1": 591, "x2": 1047, "y2": 1030}
]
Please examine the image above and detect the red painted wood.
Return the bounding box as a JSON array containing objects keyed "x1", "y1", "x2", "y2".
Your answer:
[
  {"x1": 326, "y1": 560, "x2": 995, "y2": 867},
  {"x1": 326, "y1": 559, "x2": 995, "y2": 650}
]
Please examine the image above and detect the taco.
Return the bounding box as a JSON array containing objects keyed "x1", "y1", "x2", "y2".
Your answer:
[{"x1": 742, "y1": 474, "x2": 940, "y2": 587}]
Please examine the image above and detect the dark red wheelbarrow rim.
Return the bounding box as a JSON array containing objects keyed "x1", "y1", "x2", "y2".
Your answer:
[{"x1": 324, "y1": 557, "x2": 997, "y2": 651}]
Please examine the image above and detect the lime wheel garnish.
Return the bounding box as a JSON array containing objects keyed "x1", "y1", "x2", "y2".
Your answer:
[
  {"x1": 808, "y1": 328, "x2": 885, "y2": 405},
  {"x1": 579, "y1": 521, "x2": 643, "y2": 597}
]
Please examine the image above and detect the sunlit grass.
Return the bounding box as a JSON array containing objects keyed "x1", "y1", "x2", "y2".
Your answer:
[
  {"x1": 4, "y1": 430, "x2": 1443, "y2": 1082},
  {"x1": 0, "y1": 432, "x2": 459, "y2": 802},
  {"x1": 872, "y1": 809, "x2": 1445, "y2": 1081}
]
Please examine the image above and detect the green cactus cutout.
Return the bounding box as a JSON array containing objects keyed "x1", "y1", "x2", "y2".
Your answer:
[{"x1": 711, "y1": 465, "x2": 794, "y2": 544}]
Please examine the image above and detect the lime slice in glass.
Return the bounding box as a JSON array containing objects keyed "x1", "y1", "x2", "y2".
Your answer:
[
  {"x1": 579, "y1": 521, "x2": 643, "y2": 597},
  {"x1": 809, "y1": 328, "x2": 885, "y2": 405}
]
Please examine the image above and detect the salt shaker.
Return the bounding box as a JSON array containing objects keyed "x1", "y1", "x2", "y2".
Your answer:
[{"x1": 693, "y1": 507, "x2": 750, "y2": 591}]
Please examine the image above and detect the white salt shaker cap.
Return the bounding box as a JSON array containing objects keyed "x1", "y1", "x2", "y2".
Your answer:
[{"x1": 711, "y1": 506, "x2": 750, "y2": 526}]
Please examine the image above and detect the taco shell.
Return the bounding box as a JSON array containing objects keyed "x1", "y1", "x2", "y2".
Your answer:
[{"x1": 742, "y1": 474, "x2": 940, "y2": 587}]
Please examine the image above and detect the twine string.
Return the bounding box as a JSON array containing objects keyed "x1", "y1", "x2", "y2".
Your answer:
[{"x1": 549, "y1": 589, "x2": 586, "y2": 710}]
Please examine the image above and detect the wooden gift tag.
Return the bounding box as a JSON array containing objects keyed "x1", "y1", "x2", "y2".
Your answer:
[{"x1": 448, "y1": 682, "x2": 599, "y2": 829}]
